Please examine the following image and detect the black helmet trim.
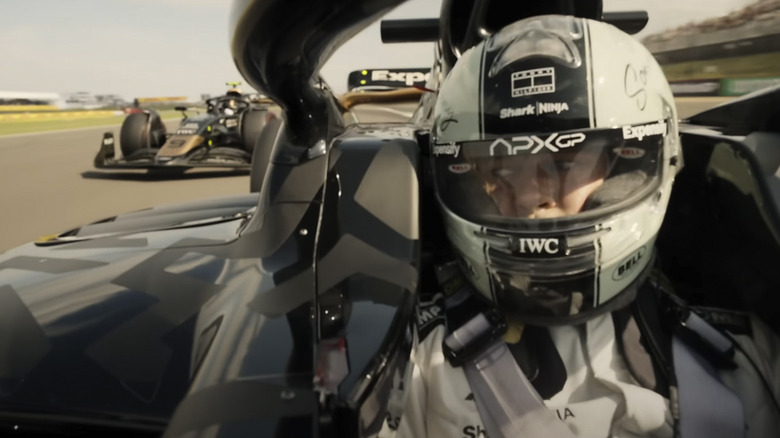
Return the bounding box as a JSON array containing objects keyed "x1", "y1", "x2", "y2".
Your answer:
[{"x1": 479, "y1": 16, "x2": 593, "y2": 136}]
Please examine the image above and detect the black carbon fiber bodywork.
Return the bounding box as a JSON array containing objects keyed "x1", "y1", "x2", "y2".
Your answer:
[{"x1": 1, "y1": 122, "x2": 420, "y2": 437}]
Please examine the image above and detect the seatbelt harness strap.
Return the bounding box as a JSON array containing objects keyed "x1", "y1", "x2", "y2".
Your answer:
[
  {"x1": 673, "y1": 310, "x2": 745, "y2": 438},
  {"x1": 451, "y1": 318, "x2": 577, "y2": 438},
  {"x1": 646, "y1": 275, "x2": 745, "y2": 438},
  {"x1": 437, "y1": 260, "x2": 577, "y2": 438},
  {"x1": 440, "y1": 263, "x2": 745, "y2": 438}
]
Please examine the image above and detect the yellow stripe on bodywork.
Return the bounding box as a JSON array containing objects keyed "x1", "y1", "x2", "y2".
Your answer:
[{"x1": 35, "y1": 233, "x2": 61, "y2": 243}]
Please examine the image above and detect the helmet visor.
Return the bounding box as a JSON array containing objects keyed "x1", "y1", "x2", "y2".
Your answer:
[{"x1": 432, "y1": 121, "x2": 667, "y2": 228}]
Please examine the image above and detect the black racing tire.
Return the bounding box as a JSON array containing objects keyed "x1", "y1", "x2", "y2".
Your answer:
[
  {"x1": 250, "y1": 117, "x2": 283, "y2": 193},
  {"x1": 240, "y1": 108, "x2": 269, "y2": 153},
  {"x1": 147, "y1": 110, "x2": 167, "y2": 148},
  {"x1": 119, "y1": 112, "x2": 151, "y2": 157},
  {"x1": 119, "y1": 111, "x2": 167, "y2": 157}
]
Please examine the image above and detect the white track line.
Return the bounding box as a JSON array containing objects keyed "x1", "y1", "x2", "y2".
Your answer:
[{"x1": 0, "y1": 117, "x2": 180, "y2": 140}]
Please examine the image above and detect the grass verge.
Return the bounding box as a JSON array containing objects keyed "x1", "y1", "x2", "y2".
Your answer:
[
  {"x1": 0, "y1": 110, "x2": 182, "y2": 137},
  {"x1": 662, "y1": 51, "x2": 780, "y2": 81}
]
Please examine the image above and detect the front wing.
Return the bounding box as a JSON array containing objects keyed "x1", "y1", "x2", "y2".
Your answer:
[{"x1": 93, "y1": 132, "x2": 251, "y2": 170}]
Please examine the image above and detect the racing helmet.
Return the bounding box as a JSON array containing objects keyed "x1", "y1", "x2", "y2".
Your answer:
[{"x1": 430, "y1": 15, "x2": 680, "y2": 325}]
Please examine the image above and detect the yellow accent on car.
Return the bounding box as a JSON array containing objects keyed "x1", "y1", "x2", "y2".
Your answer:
[
  {"x1": 35, "y1": 233, "x2": 61, "y2": 243},
  {"x1": 339, "y1": 87, "x2": 424, "y2": 110}
]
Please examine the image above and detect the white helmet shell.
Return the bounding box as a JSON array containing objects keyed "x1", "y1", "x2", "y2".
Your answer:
[{"x1": 431, "y1": 15, "x2": 680, "y2": 324}]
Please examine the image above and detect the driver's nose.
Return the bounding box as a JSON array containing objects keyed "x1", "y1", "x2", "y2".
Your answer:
[{"x1": 507, "y1": 160, "x2": 558, "y2": 217}]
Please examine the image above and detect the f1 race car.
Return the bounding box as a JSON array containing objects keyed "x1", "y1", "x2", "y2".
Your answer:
[
  {"x1": 3, "y1": 0, "x2": 780, "y2": 437},
  {"x1": 93, "y1": 83, "x2": 277, "y2": 171}
]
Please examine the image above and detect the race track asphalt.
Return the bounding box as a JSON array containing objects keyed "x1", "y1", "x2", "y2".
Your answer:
[{"x1": 0, "y1": 97, "x2": 731, "y2": 252}]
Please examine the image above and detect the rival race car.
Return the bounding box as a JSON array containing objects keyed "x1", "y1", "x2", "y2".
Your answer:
[
  {"x1": 2, "y1": 0, "x2": 780, "y2": 437},
  {"x1": 93, "y1": 83, "x2": 277, "y2": 172}
]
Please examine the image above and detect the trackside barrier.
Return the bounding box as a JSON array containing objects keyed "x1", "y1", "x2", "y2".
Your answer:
[{"x1": 720, "y1": 77, "x2": 780, "y2": 96}]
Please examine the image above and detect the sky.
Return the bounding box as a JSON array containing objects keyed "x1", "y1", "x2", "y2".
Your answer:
[{"x1": 0, "y1": 0, "x2": 755, "y2": 100}]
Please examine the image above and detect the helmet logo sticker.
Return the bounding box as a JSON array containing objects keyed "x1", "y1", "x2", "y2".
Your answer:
[
  {"x1": 613, "y1": 147, "x2": 646, "y2": 159},
  {"x1": 433, "y1": 143, "x2": 461, "y2": 157},
  {"x1": 448, "y1": 163, "x2": 472, "y2": 174},
  {"x1": 489, "y1": 132, "x2": 586, "y2": 155},
  {"x1": 512, "y1": 68, "x2": 555, "y2": 97},
  {"x1": 500, "y1": 104, "x2": 535, "y2": 118},
  {"x1": 624, "y1": 64, "x2": 648, "y2": 110},
  {"x1": 538, "y1": 102, "x2": 570, "y2": 115},
  {"x1": 612, "y1": 246, "x2": 647, "y2": 281},
  {"x1": 622, "y1": 121, "x2": 667, "y2": 141},
  {"x1": 440, "y1": 118, "x2": 458, "y2": 131},
  {"x1": 512, "y1": 237, "x2": 561, "y2": 255},
  {"x1": 480, "y1": 230, "x2": 572, "y2": 259},
  {"x1": 500, "y1": 102, "x2": 570, "y2": 119}
]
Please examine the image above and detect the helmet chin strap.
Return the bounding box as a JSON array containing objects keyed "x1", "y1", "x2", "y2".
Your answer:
[{"x1": 583, "y1": 170, "x2": 648, "y2": 210}]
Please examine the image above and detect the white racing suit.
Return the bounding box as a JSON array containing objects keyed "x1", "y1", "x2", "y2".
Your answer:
[{"x1": 376, "y1": 293, "x2": 780, "y2": 438}]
